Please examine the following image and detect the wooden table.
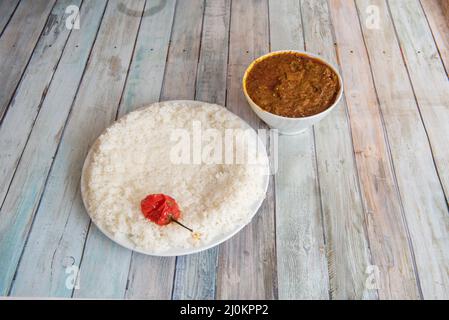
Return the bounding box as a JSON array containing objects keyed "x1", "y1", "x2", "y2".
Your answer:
[{"x1": 0, "y1": 0, "x2": 448, "y2": 300}]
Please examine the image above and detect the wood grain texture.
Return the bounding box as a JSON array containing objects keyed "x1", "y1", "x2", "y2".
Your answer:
[
  {"x1": 275, "y1": 133, "x2": 329, "y2": 299},
  {"x1": 125, "y1": 0, "x2": 205, "y2": 299},
  {"x1": 172, "y1": 0, "x2": 230, "y2": 300},
  {"x1": 216, "y1": 0, "x2": 277, "y2": 300},
  {"x1": 117, "y1": 0, "x2": 177, "y2": 116},
  {"x1": 73, "y1": 225, "x2": 132, "y2": 298},
  {"x1": 0, "y1": 0, "x2": 447, "y2": 300},
  {"x1": 388, "y1": 0, "x2": 449, "y2": 204},
  {"x1": 420, "y1": 0, "x2": 449, "y2": 75},
  {"x1": 0, "y1": 0, "x2": 20, "y2": 35},
  {"x1": 6, "y1": 0, "x2": 107, "y2": 296},
  {"x1": 126, "y1": 254, "x2": 175, "y2": 299},
  {"x1": 0, "y1": 0, "x2": 56, "y2": 121},
  {"x1": 357, "y1": 0, "x2": 449, "y2": 300},
  {"x1": 328, "y1": 0, "x2": 420, "y2": 299},
  {"x1": 9, "y1": 0, "x2": 142, "y2": 297},
  {"x1": 380, "y1": 3, "x2": 449, "y2": 299},
  {"x1": 159, "y1": 0, "x2": 205, "y2": 101},
  {"x1": 301, "y1": 0, "x2": 376, "y2": 300},
  {"x1": 0, "y1": 0, "x2": 80, "y2": 220},
  {"x1": 269, "y1": 0, "x2": 329, "y2": 300},
  {"x1": 0, "y1": 0, "x2": 86, "y2": 295}
]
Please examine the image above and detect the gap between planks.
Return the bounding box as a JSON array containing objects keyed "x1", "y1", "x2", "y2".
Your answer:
[
  {"x1": 8, "y1": 0, "x2": 141, "y2": 297},
  {"x1": 0, "y1": 0, "x2": 57, "y2": 123}
]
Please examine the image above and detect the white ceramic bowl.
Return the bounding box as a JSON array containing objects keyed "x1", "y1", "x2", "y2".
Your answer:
[{"x1": 243, "y1": 50, "x2": 344, "y2": 135}]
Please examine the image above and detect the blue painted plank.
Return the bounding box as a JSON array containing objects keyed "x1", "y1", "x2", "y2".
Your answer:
[
  {"x1": 0, "y1": 0, "x2": 85, "y2": 296},
  {"x1": 0, "y1": 0, "x2": 56, "y2": 121},
  {"x1": 7, "y1": 0, "x2": 145, "y2": 297},
  {"x1": 0, "y1": 0, "x2": 81, "y2": 220}
]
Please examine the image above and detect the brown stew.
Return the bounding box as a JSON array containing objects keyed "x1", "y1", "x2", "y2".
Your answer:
[{"x1": 245, "y1": 52, "x2": 340, "y2": 118}]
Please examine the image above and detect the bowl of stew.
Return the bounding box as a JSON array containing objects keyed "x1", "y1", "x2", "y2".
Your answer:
[{"x1": 243, "y1": 50, "x2": 343, "y2": 135}]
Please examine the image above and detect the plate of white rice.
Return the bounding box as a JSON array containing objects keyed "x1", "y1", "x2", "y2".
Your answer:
[{"x1": 81, "y1": 100, "x2": 270, "y2": 256}]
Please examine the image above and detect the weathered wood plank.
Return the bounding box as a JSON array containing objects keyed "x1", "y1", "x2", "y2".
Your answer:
[
  {"x1": 5, "y1": 0, "x2": 107, "y2": 296},
  {"x1": 269, "y1": 0, "x2": 329, "y2": 300},
  {"x1": 328, "y1": 0, "x2": 420, "y2": 299},
  {"x1": 126, "y1": 254, "x2": 174, "y2": 299},
  {"x1": 76, "y1": 0, "x2": 177, "y2": 299},
  {"x1": 0, "y1": 0, "x2": 56, "y2": 121},
  {"x1": 216, "y1": 0, "x2": 277, "y2": 299},
  {"x1": 118, "y1": 0, "x2": 176, "y2": 116},
  {"x1": 172, "y1": 0, "x2": 231, "y2": 300},
  {"x1": 73, "y1": 225, "x2": 132, "y2": 298},
  {"x1": 275, "y1": 133, "x2": 329, "y2": 299},
  {"x1": 302, "y1": 0, "x2": 376, "y2": 299},
  {"x1": 0, "y1": 0, "x2": 81, "y2": 220},
  {"x1": 159, "y1": 0, "x2": 205, "y2": 101},
  {"x1": 194, "y1": 0, "x2": 230, "y2": 106},
  {"x1": 9, "y1": 0, "x2": 142, "y2": 297},
  {"x1": 420, "y1": 0, "x2": 449, "y2": 75},
  {"x1": 0, "y1": 0, "x2": 20, "y2": 35},
  {"x1": 368, "y1": 0, "x2": 449, "y2": 299},
  {"x1": 0, "y1": 0, "x2": 90, "y2": 296},
  {"x1": 388, "y1": 0, "x2": 449, "y2": 204},
  {"x1": 125, "y1": 0, "x2": 205, "y2": 299},
  {"x1": 269, "y1": 0, "x2": 304, "y2": 50}
]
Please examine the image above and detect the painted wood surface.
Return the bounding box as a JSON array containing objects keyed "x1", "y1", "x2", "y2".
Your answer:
[
  {"x1": 0, "y1": 0, "x2": 448, "y2": 299},
  {"x1": 0, "y1": 0, "x2": 56, "y2": 121},
  {"x1": 0, "y1": 0, "x2": 87, "y2": 295},
  {"x1": 388, "y1": 0, "x2": 449, "y2": 204},
  {"x1": 0, "y1": 0, "x2": 20, "y2": 35},
  {"x1": 328, "y1": 0, "x2": 420, "y2": 299},
  {"x1": 173, "y1": 0, "x2": 231, "y2": 300},
  {"x1": 117, "y1": 0, "x2": 177, "y2": 116},
  {"x1": 420, "y1": 0, "x2": 449, "y2": 75},
  {"x1": 216, "y1": 0, "x2": 277, "y2": 300},
  {"x1": 301, "y1": 0, "x2": 376, "y2": 300},
  {"x1": 269, "y1": 0, "x2": 329, "y2": 300},
  {"x1": 356, "y1": 0, "x2": 449, "y2": 301},
  {"x1": 0, "y1": 0, "x2": 81, "y2": 226},
  {"x1": 6, "y1": 0, "x2": 108, "y2": 296},
  {"x1": 10, "y1": 0, "x2": 141, "y2": 297}
]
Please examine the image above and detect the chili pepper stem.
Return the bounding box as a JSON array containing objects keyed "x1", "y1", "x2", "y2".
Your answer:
[{"x1": 170, "y1": 216, "x2": 193, "y2": 232}]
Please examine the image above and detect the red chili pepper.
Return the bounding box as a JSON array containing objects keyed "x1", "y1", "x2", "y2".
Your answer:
[{"x1": 141, "y1": 194, "x2": 181, "y2": 226}]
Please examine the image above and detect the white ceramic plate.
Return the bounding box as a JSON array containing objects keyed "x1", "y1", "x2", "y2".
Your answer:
[{"x1": 80, "y1": 100, "x2": 270, "y2": 257}]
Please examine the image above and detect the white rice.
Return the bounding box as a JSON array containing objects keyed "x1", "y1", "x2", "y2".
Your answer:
[{"x1": 82, "y1": 101, "x2": 268, "y2": 253}]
